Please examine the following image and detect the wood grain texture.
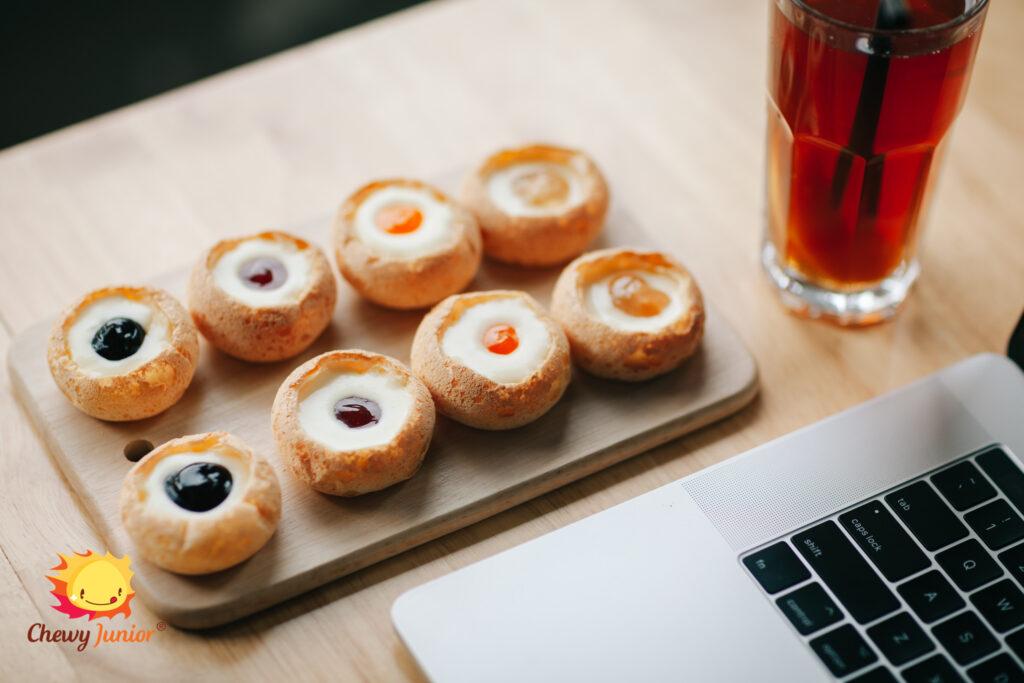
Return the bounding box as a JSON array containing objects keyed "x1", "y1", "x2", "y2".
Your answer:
[
  {"x1": 8, "y1": 210, "x2": 756, "y2": 628},
  {"x1": 0, "y1": 0, "x2": 1021, "y2": 677}
]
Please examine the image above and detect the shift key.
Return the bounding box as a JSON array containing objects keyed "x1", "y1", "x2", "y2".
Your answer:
[
  {"x1": 793, "y1": 521, "x2": 899, "y2": 624},
  {"x1": 884, "y1": 481, "x2": 968, "y2": 551},
  {"x1": 839, "y1": 500, "x2": 931, "y2": 581}
]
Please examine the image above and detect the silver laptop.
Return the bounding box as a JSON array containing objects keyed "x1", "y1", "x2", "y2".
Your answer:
[{"x1": 393, "y1": 318, "x2": 1024, "y2": 682}]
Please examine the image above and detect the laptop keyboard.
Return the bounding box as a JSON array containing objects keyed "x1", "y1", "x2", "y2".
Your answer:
[{"x1": 742, "y1": 445, "x2": 1024, "y2": 682}]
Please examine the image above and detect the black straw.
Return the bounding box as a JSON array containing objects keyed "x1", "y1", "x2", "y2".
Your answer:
[{"x1": 829, "y1": 0, "x2": 911, "y2": 215}]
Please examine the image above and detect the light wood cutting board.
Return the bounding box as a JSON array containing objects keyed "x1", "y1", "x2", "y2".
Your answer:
[{"x1": 7, "y1": 207, "x2": 757, "y2": 629}]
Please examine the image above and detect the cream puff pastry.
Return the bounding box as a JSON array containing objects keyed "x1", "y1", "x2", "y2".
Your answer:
[
  {"x1": 188, "y1": 231, "x2": 337, "y2": 362},
  {"x1": 47, "y1": 286, "x2": 199, "y2": 421},
  {"x1": 120, "y1": 432, "x2": 281, "y2": 575},
  {"x1": 461, "y1": 144, "x2": 609, "y2": 267},
  {"x1": 272, "y1": 350, "x2": 435, "y2": 496},
  {"x1": 411, "y1": 290, "x2": 571, "y2": 430},
  {"x1": 551, "y1": 248, "x2": 705, "y2": 381},
  {"x1": 333, "y1": 179, "x2": 482, "y2": 310}
]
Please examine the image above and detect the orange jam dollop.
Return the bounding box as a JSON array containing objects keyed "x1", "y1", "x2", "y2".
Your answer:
[
  {"x1": 609, "y1": 274, "x2": 671, "y2": 318},
  {"x1": 375, "y1": 204, "x2": 423, "y2": 234},
  {"x1": 511, "y1": 167, "x2": 570, "y2": 207},
  {"x1": 483, "y1": 324, "x2": 519, "y2": 355}
]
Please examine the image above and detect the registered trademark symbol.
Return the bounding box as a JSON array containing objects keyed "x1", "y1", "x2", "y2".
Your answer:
[{"x1": 156, "y1": 621, "x2": 167, "y2": 631}]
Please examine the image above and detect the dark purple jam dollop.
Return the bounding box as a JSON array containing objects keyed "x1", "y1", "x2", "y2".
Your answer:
[
  {"x1": 91, "y1": 317, "x2": 145, "y2": 361},
  {"x1": 165, "y1": 463, "x2": 233, "y2": 512}
]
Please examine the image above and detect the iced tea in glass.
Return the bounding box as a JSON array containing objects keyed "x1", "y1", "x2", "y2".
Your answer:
[{"x1": 763, "y1": 0, "x2": 988, "y2": 325}]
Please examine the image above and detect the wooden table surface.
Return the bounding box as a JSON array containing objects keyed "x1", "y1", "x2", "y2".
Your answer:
[{"x1": 1, "y1": 0, "x2": 1021, "y2": 680}]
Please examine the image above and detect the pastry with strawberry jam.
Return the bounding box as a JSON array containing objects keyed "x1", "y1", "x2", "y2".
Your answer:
[
  {"x1": 46, "y1": 286, "x2": 199, "y2": 421},
  {"x1": 188, "y1": 231, "x2": 337, "y2": 362},
  {"x1": 120, "y1": 431, "x2": 281, "y2": 574},
  {"x1": 411, "y1": 290, "x2": 571, "y2": 430},
  {"x1": 460, "y1": 144, "x2": 609, "y2": 267},
  {"x1": 333, "y1": 179, "x2": 482, "y2": 310},
  {"x1": 272, "y1": 350, "x2": 435, "y2": 496},
  {"x1": 551, "y1": 248, "x2": 704, "y2": 381}
]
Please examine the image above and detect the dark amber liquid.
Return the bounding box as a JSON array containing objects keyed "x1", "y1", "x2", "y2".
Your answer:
[{"x1": 767, "y1": 0, "x2": 984, "y2": 288}]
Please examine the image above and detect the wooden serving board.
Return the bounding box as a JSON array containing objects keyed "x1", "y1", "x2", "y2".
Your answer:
[{"x1": 7, "y1": 208, "x2": 757, "y2": 629}]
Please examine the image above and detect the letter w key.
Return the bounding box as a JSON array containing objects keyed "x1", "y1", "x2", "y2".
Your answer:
[{"x1": 971, "y1": 580, "x2": 1024, "y2": 633}]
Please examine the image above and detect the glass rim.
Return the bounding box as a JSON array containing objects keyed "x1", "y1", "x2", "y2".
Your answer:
[{"x1": 785, "y1": 0, "x2": 989, "y2": 38}]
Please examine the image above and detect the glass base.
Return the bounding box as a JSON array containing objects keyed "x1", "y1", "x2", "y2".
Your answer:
[{"x1": 760, "y1": 241, "x2": 919, "y2": 327}]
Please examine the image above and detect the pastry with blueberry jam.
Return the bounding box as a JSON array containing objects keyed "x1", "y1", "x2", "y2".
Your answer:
[
  {"x1": 120, "y1": 431, "x2": 281, "y2": 575},
  {"x1": 460, "y1": 144, "x2": 609, "y2": 267},
  {"x1": 551, "y1": 247, "x2": 704, "y2": 381},
  {"x1": 272, "y1": 350, "x2": 435, "y2": 496},
  {"x1": 46, "y1": 286, "x2": 199, "y2": 421},
  {"x1": 188, "y1": 231, "x2": 337, "y2": 362},
  {"x1": 411, "y1": 290, "x2": 571, "y2": 430},
  {"x1": 333, "y1": 179, "x2": 482, "y2": 310}
]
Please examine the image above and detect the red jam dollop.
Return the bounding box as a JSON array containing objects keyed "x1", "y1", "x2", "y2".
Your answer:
[
  {"x1": 333, "y1": 397, "x2": 382, "y2": 429},
  {"x1": 239, "y1": 256, "x2": 287, "y2": 290}
]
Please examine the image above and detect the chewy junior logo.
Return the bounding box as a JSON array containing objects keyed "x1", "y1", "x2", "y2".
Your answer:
[
  {"x1": 26, "y1": 550, "x2": 162, "y2": 652},
  {"x1": 48, "y1": 550, "x2": 134, "y2": 620}
]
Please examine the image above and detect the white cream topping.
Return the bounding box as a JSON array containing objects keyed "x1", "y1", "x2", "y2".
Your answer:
[
  {"x1": 144, "y1": 450, "x2": 249, "y2": 519},
  {"x1": 441, "y1": 298, "x2": 551, "y2": 385},
  {"x1": 353, "y1": 185, "x2": 454, "y2": 259},
  {"x1": 586, "y1": 269, "x2": 690, "y2": 333},
  {"x1": 212, "y1": 237, "x2": 312, "y2": 308},
  {"x1": 486, "y1": 162, "x2": 584, "y2": 217},
  {"x1": 68, "y1": 296, "x2": 170, "y2": 377},
  {"x1": 298, "y1": 369, "x2": 413, "y2": 451}
]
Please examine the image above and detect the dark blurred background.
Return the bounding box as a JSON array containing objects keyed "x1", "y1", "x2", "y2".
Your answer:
[{"x1": 1, "y1": 0, "x2": 425, "y2": 149}]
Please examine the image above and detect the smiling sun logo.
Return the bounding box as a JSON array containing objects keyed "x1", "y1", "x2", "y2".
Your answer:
[{"x1": 47, "y1": 551, "x2": 134, "y2": 620}]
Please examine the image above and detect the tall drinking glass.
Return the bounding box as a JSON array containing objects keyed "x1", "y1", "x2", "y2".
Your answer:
[{"x1": 763, "y1": 0, "x2": 988, "y2": 325}]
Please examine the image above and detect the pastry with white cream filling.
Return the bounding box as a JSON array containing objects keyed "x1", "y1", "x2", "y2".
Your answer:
[
  {"x1": 188, "y1": 231, "x2": 337, "y2": 362},
  {"x1": 47, "y1": 286, "x2": 199, "y2": 421},
  {"x1": 411, "y1": 290, "x2": 571, "y2": 430},
  {"x1": 272, "y1": 350, "x2": 435, "y2": 496},
  {"x1": 120, "y1": 432, "x2": 281, "y2": 575},
  {"x1": 551, "y1": 248, "x2": 704, "y2": 381}
]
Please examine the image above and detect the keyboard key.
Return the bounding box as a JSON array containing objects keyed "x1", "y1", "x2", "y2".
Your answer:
[
  {"x1": 867, "y1": 612, "x2": 935, "y2": 666},
  {"x1": 776, "y1": 582, "x2": 843, "y2": 635},
  {"x1": 970, "y1": 579, "x2": 1024, "y2": 633},
  {"x1": 886, "y1": 481, "x2": 969, "y2": 551},
  {"x1": 743, "y1": 542, "x2": 810, "y2": 594},
  {"x1": 967, "y1": 653, "x2": 1024, "y2": 683},
  {"x1": 966, "y1": 500, "x2": 1024, "y2": 550},
  {"x1": 898, "y1": 571, "x2": 966, "y2": 624},
  {"x1": 977, "y1": 448, "x2": 1024, "y2": 516},
  {"x1": 840, "y1": 500, "x2": 931, "y2": 581},
  {"x1": 933, "y1": 462, "x2": 998, "y2": 511},
  {"x1": 937, "y1": 540, "x2": 1003, "y2": 591},
  {"x1": 852, "y1": 667, "x2": 898, "y2": 683},
  {"x1": 932, "y1": 612, "x2": 1000, "y2": 666},
  {"x1": 1005, "y1": 628, "x2": 1024, "y2": 660},
  {"x1": 810, "y1": 624, "x2": 878, "y2": 677},
  {"x1": 998, "y1": 543, "x2": 1024, "y2": 586},
  {"x1": 793, "y1": 521, "x2": 900, "y2": 624},
  {"x1": 902, "y1": 654, "x2": 965, "y2": 683}
]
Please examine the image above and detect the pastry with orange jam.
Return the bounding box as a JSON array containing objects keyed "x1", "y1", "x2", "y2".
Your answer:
[
  {"x1": 333, "y1": 179, "x2": 482, "y2": 310},
  {"x1": 188, "y1": 231, "x2": 337, "y2": 362},
  {"x1": 411, "y1": 290, "x2": 571, "y2": 430},
  {"x1": 461, "y1": 144, "x2": 609, "y2": 267},
  {"x1": 551, "y1": 248, "x2": 704, "y2": 381}
]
